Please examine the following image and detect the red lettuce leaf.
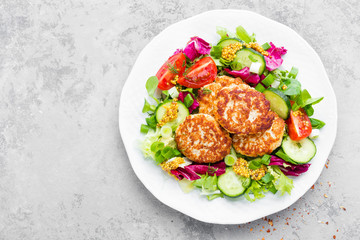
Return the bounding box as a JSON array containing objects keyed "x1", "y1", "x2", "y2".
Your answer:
[
  {"x1": 183, "y1": 37, "x2": 211, "y2": 61},
  {"x1": 224, "y1": 67, "x2": 260, "y2": 85},
  {"x1": 269, "y1": 156, "x2": 310, "y2": 176},
  {"x1": 170, "y1": 161, "x2": 226, "y2": 181},
  {"x1": 264, "y1": 42, "x2": 287, "y2": 71}
]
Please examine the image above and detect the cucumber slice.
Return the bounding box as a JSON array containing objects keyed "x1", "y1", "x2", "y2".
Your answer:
[
  {"x1": 155, "y1": 101, "x2": 189, "y2": 126},
  {"x1": 232, "y1": 48, "x2": 266, "y2": 75},
  {"x1": 217, "y1": 168, "x2": 251, "y2": 197},
  {"x1": 281, "y1": 136, "x2": 316, "y2": 164},
  {"x1": 263, "y1": 88, "x2": 291, "y2": 119},
  {"x1": 217, "y1": 38, "x2": 242, "y2": 48}
]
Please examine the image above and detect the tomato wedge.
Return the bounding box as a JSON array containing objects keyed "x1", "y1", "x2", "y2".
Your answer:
[
  {"x1": 177, "y1": 57, "x2": 217, "y2": 88},
  {"x1": 156, "y1": 53, "x2": 186, "y2": 90},
  {"x1": 286, "y1": 107, "x2": 312, "y2": 141}
]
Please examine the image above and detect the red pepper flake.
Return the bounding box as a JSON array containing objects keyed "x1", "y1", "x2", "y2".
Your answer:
[
  {"x1": 262, "y1": 238, "x2": 265, "y2": 240},
  {"x1": 262, "y1": 226, "x2": 265, "y2": 229},
  {"x1": 311, "y1": 185, "x2": 315, "y2": 189},
  {"x1": 266, "y1": 229, "x2": 270, "y2": 233},
  {"x1": 268, "y1": 220, "x2": 273, "y2": 226},
  {"x1": 273, "y1": 228, "x2": 276, "y2": 231},
  {"x1": 293, "y1": 208, "x2": 296, "y2": 211},
  {"x1": 325, "y1": 164, "x2": 328, "y2": 169},
  {"x1": 326, "y1": 222, "x2": 329, "y2": 225},
  {"x1": 250, "y1": 228, "x2": 253, "y2": 232},
  {"x1": 307, "y1": 212, "x2": 310, "y2": 215},
  {"x1": 337, "y1": 229, "x2": 339, "y2": 232},
  {"x1": 285, "y1": 222, "x2": 289, "y2": 225},
  {"x1": 333, "y1": 235, "x2": 336, "y2": 239},
  {"x1": 340, "y1": 206, "x2": 346, "y2": 211}
]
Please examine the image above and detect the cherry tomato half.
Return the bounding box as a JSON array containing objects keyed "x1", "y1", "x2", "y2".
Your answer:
[
  {"x1": 156, "y1": 53, "x2": 186, "y2": 90},
  {"x1": 286, "y1": 107, "x2": 312, "y2": 141},
  {"x1": 177, "y1": 57, "x2": 217, "y2": 88}
]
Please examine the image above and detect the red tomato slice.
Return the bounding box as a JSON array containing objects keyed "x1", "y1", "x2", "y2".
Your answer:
[
  {"x1": 286, "y1": 107, "x2": 312, "y2": 141},
  {"x1": 177, "y1": 57, "x2": 217, "y2": 88},
  {"x1": 156, "y1": 53, "x2": 186, "y2": 90}
]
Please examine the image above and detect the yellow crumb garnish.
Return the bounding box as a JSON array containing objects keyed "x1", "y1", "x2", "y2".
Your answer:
[
  {"x1": 160, "y1": 157, "x2": 185, "y2": 172},
  {"x1": 233, "y1": 158, "x2": 267, "y2": 181},
  {"x1": 157, "y1": 101, "x2": 178, "y2": 127}
]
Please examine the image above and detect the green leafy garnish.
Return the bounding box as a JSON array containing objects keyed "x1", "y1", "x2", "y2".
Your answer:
[
  {"x1": 276, "y1": 171, "x2": 294, "y2": 196},
  {"x1": 244, "y1": 181, "x2": 266, "y2": 202},
  {"x1": 309, "y1": 118, "x2": 326, "y2": 129},
  {"x1": 166, "y1": 62, "x2": 179, "y2": 74},
  {"x1": 146, "y1": 76, "x2": 158, "y2": 96},
  {"x1": 248, "y1": 159, "x2": 262, "y2": 170},
  {"x1": 145, "y1": 76, "x2": 160, "y2": 104},
  {"x1": 140, "y1": 124, "x2": 150, "y2": 134},
  {"x1": 261, "y1": 173, "x2": 274, "y2": 184},
  {"x1": 142, "y1": 99, "x2": 156, "y2": 113},
  {"x1": 288, "y1": 67, "x2": 299, "y2": 79},
  {"x1": 261, "y1": 42, "x2": 271, "y2": 50},
  {"x1": 279, "y1": 78, "x2": 302, "y2": 96},
  {"x1": 145, "y1": 115, "x2": 157, "y2": 129},
  {"x1": 236, "y1": 25, "x2": 256, "y2": 43},
  {"x1": 261, "y1": 154, "x2": 271, "y2": 165},
  {"x1": 210, "y1": 45, "x2": 222, "y2": 58},
  {"x1": 202, "y1": 88, "x2": 212, "y2": 94},
  {"x1": 184, "y1": 94, "x2": 194, "y2": 108}
]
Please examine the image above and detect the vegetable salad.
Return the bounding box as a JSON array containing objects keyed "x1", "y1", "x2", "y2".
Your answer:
[{"x1": 139, "y1": 25, "x2": 325, "y2": 201}]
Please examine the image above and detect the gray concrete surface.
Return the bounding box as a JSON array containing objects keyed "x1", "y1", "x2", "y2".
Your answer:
[{"x1": 0, "y1": 0, "x2": 359, "y2": 239}]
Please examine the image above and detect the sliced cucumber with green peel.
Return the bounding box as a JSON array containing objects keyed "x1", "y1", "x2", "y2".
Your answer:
[
  {"x1": 281, "y1": 136, "x2": 316, "y2": 164},
  {"x1": 217, "y1": 38, "x2": 243, "y2": 48},
  {"x1": 217, "y1": 168, "x2": 251, "y2": 197},
  {"x1": 232, "y1": 48, "x2": 266, "y2": 75},
  {"x1": 263, "y1": 88, "x2": 291, "y2": 119},
  {"x1": 155, "y1": 101, "x2": 189, "y2": 126}
]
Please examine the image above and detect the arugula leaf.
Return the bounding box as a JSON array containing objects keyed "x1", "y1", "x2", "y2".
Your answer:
[
  {"x1": 142, "y1": 99, "x2": 156, "y2": 113},
  {"x1": 309, "y1": 118, "x2": 326, "y2": 129},
  {"x1": 303, "y1": 96, "x2": 324, "y2": 106},
  {"x1": 279, "y1": 78, "x2": 302, "y2": 96},
  {"x1": 304, "y1": 105, "x2": 314, "y2": 116},
  {"x1": 146, "y1": 76, "x2": 158, "y2": 96}
]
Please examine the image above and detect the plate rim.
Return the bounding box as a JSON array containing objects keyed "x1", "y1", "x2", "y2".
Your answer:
[{"x1": 119, "y1": 9, "x2": 338, "y2": 224}]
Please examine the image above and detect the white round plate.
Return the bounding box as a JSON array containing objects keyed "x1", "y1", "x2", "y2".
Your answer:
[{"x1": 119, "y1": 9, "x2": 337, "y2": 224}]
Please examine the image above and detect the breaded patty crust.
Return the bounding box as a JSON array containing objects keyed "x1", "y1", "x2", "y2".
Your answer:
[
  {"x1": 233, "y1": 112, "x2": 285, "y2": 157},
  {"x1": 197, "y1": 82, "x2": 222, "y2": 116},
  {"x1": 215, "y1": 75, "x2": 247, "y2": 88},
  {"x1": 197, "y1": 76, "x2": 250, "y2": 117},
  {"x1": 175, "y1": 114, "x2": 231, "y2": 163},
  {"x1": 214, "y1": 85, "x2": 274, "y2": 134}
]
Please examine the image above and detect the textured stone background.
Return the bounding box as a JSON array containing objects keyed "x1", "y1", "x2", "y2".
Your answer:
[{"x1": 0, "y1": 0, "x2": 359, "y2": 239}]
